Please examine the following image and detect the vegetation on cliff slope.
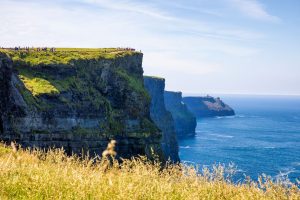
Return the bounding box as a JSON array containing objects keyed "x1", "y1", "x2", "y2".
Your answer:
[
  {"x1": 0, "y1": 48, "x2": 142, "y2": 97},
  {"x1": 117, "y1": 68, "x2": 150, "y2": 101},
  {"x1": 18, "y1": 75, "x2": 60, "y2": 96},
  {"x1": 0, "y1": 143, "x2": 299, "y2": 200}
]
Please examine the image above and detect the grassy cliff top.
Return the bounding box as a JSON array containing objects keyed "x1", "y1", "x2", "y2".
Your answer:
[
  {"x1": 0, "y1": 48, "x2": 141, "y2": 66},
  {"x1": 144, "y1": 75, "x2": 165, "y2": 81}
]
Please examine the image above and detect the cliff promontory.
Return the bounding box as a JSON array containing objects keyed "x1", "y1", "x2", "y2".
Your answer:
[
  {"x1": 144, "y1": 76, "x2": 179, "y2": 162},
  {"x1": 0, "y1": 48, "x2": 164, "y2": 160},
  {"x1": 183, "y1": 96, "x2": 235, "y2": 118},
  {"x1": 164, "y1": 91, "x2": 196, "y2": 138}
]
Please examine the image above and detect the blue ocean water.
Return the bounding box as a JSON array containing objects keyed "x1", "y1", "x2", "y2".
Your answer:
[{"x1": 179, "y1": 95, "x2": 300, "y2": 182}]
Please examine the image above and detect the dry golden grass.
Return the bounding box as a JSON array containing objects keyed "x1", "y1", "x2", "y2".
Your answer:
[{"x1": 0, "y1": 142, "x2": 299, "y2": 200}]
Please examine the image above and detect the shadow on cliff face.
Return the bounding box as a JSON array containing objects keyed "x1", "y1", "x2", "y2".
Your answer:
[{"x1": 0, "y1": 117, "x2": 3, "y2": 133}]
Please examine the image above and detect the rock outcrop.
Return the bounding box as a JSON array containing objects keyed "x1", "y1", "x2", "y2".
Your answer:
[
  {"x1": 164, "y1": 91, "x2": 196, "y2": 138},
  {"x1": 0, "y1": 50, "x2": 164, "y2": 161},
  {"x1": 183, "y1": 96, "x2": 235, "y2": 118},
  {"x1": 144, "y1": 76, "x2": 179, "y2": 162}
]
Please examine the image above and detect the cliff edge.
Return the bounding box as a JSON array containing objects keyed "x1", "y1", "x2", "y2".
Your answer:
[
  {"x1": 144, "y1": 76, "x2": 179, "y2": 162},
  {"x1": 164, "y1": 91, "x2": 196, "y2": 138}
]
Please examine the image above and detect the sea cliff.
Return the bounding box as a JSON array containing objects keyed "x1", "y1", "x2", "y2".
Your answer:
[
  {"x1": 144, "y1": 76, "x2": 179, "y2": 162},
  {"x1": 0, "y1": 49, "x2": 164, "y2": 160},
  {"x1": 183, "y1": 96, "x2": 235, "y2": 118},
  {"x1": 164, "y1": 91, "x2": 196, "y2": 138}
]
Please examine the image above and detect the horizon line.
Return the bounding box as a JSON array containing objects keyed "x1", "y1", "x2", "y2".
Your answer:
[{"x1": 182, "y1": 92, "x2": 300, "y2": 97}]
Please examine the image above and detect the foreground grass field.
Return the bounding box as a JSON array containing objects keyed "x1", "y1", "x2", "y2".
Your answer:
[{"x1": 0, "y1": 142, "x2": 299, "y2": 200}]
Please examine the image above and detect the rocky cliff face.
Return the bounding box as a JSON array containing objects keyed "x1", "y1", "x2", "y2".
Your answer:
[
  {"x1": 0, "y1": 50, "x2": 164, "y2": 160},
  {"x1": 144, "y1": 77, "x2": 179, "y2": 162},
  {"x1": 183, "y1": 96, "x2": 235, "y2": 118},
  {"x1": 164, "y1": 91, "x2": 196, "y2": 138}
]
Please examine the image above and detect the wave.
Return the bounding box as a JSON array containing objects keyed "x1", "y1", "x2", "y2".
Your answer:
[
  {"x1": 220, "y1": 146, "x2": 282, "y2": 152},
  {"x1": 180, "y1": 145, "x2": 192, "y2": 149},
  {"x1": 209, "y1": 133, "x2": 234, "y2": 138},
  {"x1": 236, "y1": 169, "x2": 246, "y2": 173},
  {"x1": 181, "y1": 160, "x2": 196, "y2": 165},
  {"x1": 248, "y1": 115, "x2": 260, "y2": 118},
  {"x1": 197, "y1": 122, "x2": 208, "y2": 125},
  {"x1": 291, "y1": 162, "x2": 300, "y2": 166},
  {"x1": 276, "y1": 168, "x2": 296, "y2": 177},
  {"x1": 215, "y1": 116, "x2": 235, "y2": 119},
  {"x1": 215, "y1": 115, "x2": 248, "y2": 119},
  {"x1": 263, "y1": 146, "x2": 276, "y2": 149}
]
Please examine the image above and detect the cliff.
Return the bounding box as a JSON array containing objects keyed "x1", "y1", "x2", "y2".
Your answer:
[
  {"x1": 144, "y1": 76, "x2": 179, "y2": 162},
  {"x1": 164, "y1": 91, "x2": 197, "y2": 138},
  {"x1": 183, "y1": 96, "x2": 235, "y2": 118},
  {"x1": 0, "y1": 48, "x2": 164, "y2": 160}
]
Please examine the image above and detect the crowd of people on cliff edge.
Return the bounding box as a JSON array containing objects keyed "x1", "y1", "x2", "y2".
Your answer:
[
  {"x1": 0, "y1": 47, "x2": 56, "y2": 52},
  {"x1": 1, "y1": 46, "x2": 140, "y2": 53},
  {"x1": 116, "y1": 47, "x2": 136, "y2": 51}
]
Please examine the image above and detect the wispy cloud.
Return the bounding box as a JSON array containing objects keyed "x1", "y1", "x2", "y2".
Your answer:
[
  {"x1": 83, "y1": 0, "x2": 174, "y2": 20},
  {"x1": 227, "y1": 0, "x2": 280, "y2": 22}
]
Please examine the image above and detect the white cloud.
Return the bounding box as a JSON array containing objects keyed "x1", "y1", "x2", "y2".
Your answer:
[{"x1": 227, "y1": 0, "x2": 280, "y2": 22}]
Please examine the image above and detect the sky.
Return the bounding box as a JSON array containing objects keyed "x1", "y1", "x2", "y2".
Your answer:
[{"x1": 1, "y1": 0, "x2": 300, "y2": 95}]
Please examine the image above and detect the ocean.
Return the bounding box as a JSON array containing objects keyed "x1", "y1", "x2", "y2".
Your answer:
[{"x1": 179, "y1": 95, "x2": 300, "y2": 183}]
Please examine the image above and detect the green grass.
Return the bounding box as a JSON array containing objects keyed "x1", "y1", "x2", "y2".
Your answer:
[
  {"x1": 144, "y1": 75, "x2": 165, "y2": 81},
  {"x1": 18, "y1": 75, "x2": 59, "y2": 96},
  {"x1": 0, "y1": 48, "x2": 141, "y2": 66},
  {"x1": 0, "y1": 142, "x2": 299, "y2": 200},
  {"x1": 117, "y1": 68, "x2": 150, "y2": 102}
]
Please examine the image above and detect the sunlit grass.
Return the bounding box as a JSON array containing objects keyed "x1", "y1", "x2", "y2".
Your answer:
[
  {"x1": 0, "y1": 142, "x2": 299, "y2": 200},
  {"x1": 18, "y1": 75, "x2": 59, "y2": 96},
  {"x1": 0, "y1": 48, "x2": 141, "y2": 66}
]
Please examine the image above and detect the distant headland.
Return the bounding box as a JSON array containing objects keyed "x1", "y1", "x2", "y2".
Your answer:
[{"x1": 183, "y1": 95, "x2": 235, "y2": 118}]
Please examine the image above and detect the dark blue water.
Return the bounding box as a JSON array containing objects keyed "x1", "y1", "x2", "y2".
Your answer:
[{"x1": 179, "y1": 95, "x2": 300, "y2": 182}]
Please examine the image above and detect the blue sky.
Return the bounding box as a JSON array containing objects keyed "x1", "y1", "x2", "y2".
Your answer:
[{"x1": 1, "y1": 0, "x2": 300, "y2": 95}]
